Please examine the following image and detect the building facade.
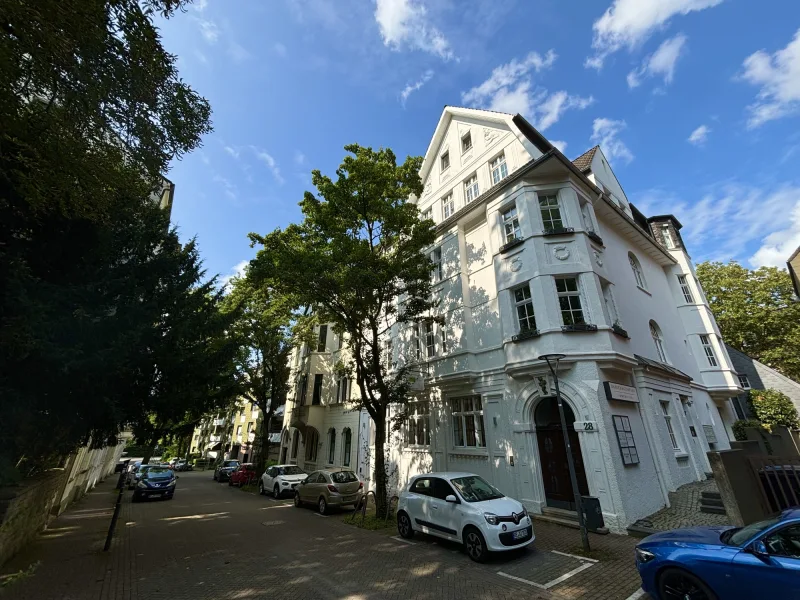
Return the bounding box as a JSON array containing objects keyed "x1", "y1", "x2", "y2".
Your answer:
[
  {"x1": 279, "y1": 106, "x2": 743, "y2": 533},
  {"x1": 192, "y1": 401, "x2": 282, "y2": 464}
]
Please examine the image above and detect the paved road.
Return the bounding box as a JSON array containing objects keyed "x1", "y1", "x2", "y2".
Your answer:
[{"x1": 3, "y1": 471, "x2": 646, "y2": 600}]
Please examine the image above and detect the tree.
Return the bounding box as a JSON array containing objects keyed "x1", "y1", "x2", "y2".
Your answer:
[
  {"x1": 696, "y1": 261, "x2": 800, "y2": 381},
  {"x1": 249, "y1": 144, "x2": 436, "y2": 517},
  {"x1": 748, "y1": 389, "x2": 800, "y2": 431},
  {"x1": 223, "y1": 272, "x2": 295, "y2": 475}
]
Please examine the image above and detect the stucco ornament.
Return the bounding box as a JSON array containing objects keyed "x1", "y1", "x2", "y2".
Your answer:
[
  {"x1": 537, "y1": 376, "x2": 549, "y2": 396},
  {"x1": 593, "y1": 250, "x2": 603, "y2": 266},
  {"x1": 423, "y1": 180, "x2": 432, "y2": 197},
  {"x1": 483, "y1": 127, "x2": 500, "y2": 144},
  {"x1": 510, "y1": 256, "x2": 523, "y2": 272},
  {"x1": 553, "y1": 245, "x2": 570, "y2": 261}
]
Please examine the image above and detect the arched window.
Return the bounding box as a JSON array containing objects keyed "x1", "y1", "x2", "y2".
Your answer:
[
  {"x1": 327, "y1": 428, "x2": 336, "y2": 465},
  {"x1": 290, "y1": 430, "x2": 299, "y2": 460},
  {"x1": 629, "y1": 252, "x2": 647, "y2": 290},
  {"x1": 341, "y1": 428, "x2": 352, "y2": 467},
  {"x1": 304, "y1": 428, "x2": 319, "y2": 462},
  {"x1": 650, "y1": 321, "x2": 668, "y2": 363}
]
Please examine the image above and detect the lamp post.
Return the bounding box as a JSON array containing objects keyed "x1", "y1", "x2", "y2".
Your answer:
[{"x1": 538, "y1": 353, "x2": 590, "y2": 553}]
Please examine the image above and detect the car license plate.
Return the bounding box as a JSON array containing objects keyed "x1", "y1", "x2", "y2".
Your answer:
[
  {"x1": 512, "y1": 529, "x2": 527, "y2": 540},
  {"x1": 343, "y1": 495, "x2": 356, "y2": 502},
  {"x1": 148, "y1": 493, "x2": 160, "y2": 498}
]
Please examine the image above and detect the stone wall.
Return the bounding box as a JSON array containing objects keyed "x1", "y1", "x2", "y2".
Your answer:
[{"x1": 0, "y1": 469, "x2": 67, "y2": 566}]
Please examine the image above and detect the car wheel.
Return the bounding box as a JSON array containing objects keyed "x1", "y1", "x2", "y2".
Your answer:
[
  {"x1": 463, "y1": 527, "x2": 488, "y2": 563},
  {"x1": 274, "y1": 485, "x2": 280, "y2": 498},
  {"x1": 228, "y1": 478, "x2": 233, "y2": 486},
  {"x1": 318, "y1": 497, "x2": 327, "y2": 515},
  {"x1": 658, "y1": 568, "x2": 717, "y2": 600},
  {"x1": 294, "y1": 492, "x2": 302, "y2": 508},
  {"x1": 258, "y1": 482, "x2": 265, "y2": 495},
  {"x1": 397, "y1": 512, "x2": 414, "y2": 539}
]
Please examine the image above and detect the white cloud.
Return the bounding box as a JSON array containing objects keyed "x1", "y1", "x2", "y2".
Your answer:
[
  {"x1": 687, "y1": 124, "x2": 710, "y2": 146},
  {"x1": 375, "y1": 0, "x2": 454, "y2": 60},
  {"x1": 461, "y1": 51, "x2": 592, "y2": 130},
  {"x1": 638, "y1": 184, "x2": 800, "y2": 266},
  {"x1": 740, "y1": 28, "x2": 800, "y2": 128},
  {"x1": 193, "y1": 0, "x2": 208, "y2": 11},
  {"x1": 591, "y1": 118, "x2": 633, "y2": 166},
  {"x1": 221, "y1": 260, "x2": 249, "y2": 290},
  {"x1": 250, "y1": 147, "x2": 284, "y2": 184},
  {"x1": 400, "y1": 69, "x2": 434, "y2": 105},
  {"x1": 274, "y1": 42, "x2": 287, "y2": 57},
  {"x1": 224, "y1": 146, "x2": 240, "y2": 159},
  {"x1": 196, "y1": 18, "x2": 220, "y2": 43},
  {"x1": 213, "y1": 174, "x2": 237, "y2": 202},
  {"x1": 551, "y1": 140, "x2": 568, "y2": 153},
  {"x1": 627, "y1": 34, "x2": 688, "y2": 88},
  {"x1": 586, "y1": 0, "x2": 723, "y2": 69}
]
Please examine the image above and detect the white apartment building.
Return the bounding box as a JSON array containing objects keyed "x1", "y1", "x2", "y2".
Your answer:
[{"x1": 280, "y1": 106, "x2": 742, "y2": 533}]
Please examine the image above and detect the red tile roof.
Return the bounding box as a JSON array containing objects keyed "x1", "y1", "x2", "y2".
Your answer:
[{"x1": 572, "y1": 145, "x2": 599, "y2": 172}]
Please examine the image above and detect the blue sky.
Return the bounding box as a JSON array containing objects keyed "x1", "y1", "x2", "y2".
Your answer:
[{"x1": 157, "y1": 0, "x2": 800, "y2": 285}]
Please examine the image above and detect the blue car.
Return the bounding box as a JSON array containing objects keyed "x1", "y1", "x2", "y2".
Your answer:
[{"x1": 635, "y1": 508, "x2": 800, "y2": 599}]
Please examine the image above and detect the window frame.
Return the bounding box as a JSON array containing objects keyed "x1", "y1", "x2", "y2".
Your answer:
[
  {"x1": 677, "y1": 274, "x2": 695, "y2": 303},
  {"x1": 555, "y1": 276, "x2": 586, "y2": 326},
  {"x1": 327, "y1": 428, "x2": 336, "y2": 465},
  {"x1": 738, "y1": 374, "x2": 751, "y2": 389},
  {"x1": 312, "y1": 373, "x2": 323, "y2": 405},
  {"x1": 612, "y1": 415, "x2": 640, "y2": 466},
  {"x1": 461, "y1": 132, "x2": 472, "y2": 153},
  {"x1": 384, "y1": 338, "x2": 393, "y2": 372},
  {"x1": 464, "y1": 174, "x2": 479, "y2": 204},
  {"x1": 699, "y1": 334, "x2": 718, "y2": 367},
  {"x1": 489, "y1": 153, "x2": 508, "y2": 185},
  {"x1": 660, "y1": 401, "x2": 681, "y2": 452},
  {"x1": 410, "y1": 323, "x2": 421, "y2": 362},
  {"x1": 451, "y1": 395, "x2": 486, "y2": 449},
  {"x1": 440, "y1": 322, "x2": 448, "y2": 354},
  {"x1": 317, "y1": 325, "x2": 327, "y2": 352},
  {"x1": 421, "y1": 207, "x2": 432, "y2": 221},
  {"x1": 305, "y1": 429, "x2": 319, "y2": 462},
  {"x1": 502, "y1": 205, "x2": 521, "y2": 243},
  {"x1": 629, "y1": 253, "x2": 647, "y2": 290},
  {"x1": 442, "y1": 193, "x2": 455, "y2": 220},
  {"x1": 440, "y1": 151, "x2": 450, "y2": 172},
  {"x1": 662, "y1": 225, "x2": 676, "y2": 249},
  {"x1": 341, "y1": 428, "x2": 352, "y2": 467},
  {"x1": 405, "y1": 401, "x2": 431, "y2": 447},
  {"x1": 424, "y1": 320, "x2": 435, "y2": 358},
  {"x1": 538, "y1": 193, "x2": 564, "y2": 232},
  {"x1": 513, "y1": 283, "x2": 536, "y2": 333},
  {"x1": 430, "y1": 247, "x2": 443, "y2": 283},
  {"x1": 650, "y1": 321, "x2": 669, "y2": 364}
]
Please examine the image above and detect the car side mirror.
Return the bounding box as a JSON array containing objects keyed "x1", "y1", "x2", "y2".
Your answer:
[
  {"x1": 445, "y1": 494, "x2": 459, "y2": 504},
  {"x1": 750, "y1": 540, "x2": 768, "y2": 557}
]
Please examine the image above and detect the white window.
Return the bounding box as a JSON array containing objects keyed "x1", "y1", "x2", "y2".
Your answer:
[
  {"x1": 440, "y1": 151, "x2": 450, "y2": 171},
  {"x1": 384, "y1": 338, "x2": 393, "y2": 371},
  {"x1": 629, "y1": 253, "x2": 647, "y2": 290},
  {"x1": 327, "y1": 428, "x2": 336, "y2": 464},
  {"x1": 602, "y1": 282, "x2": 619, "y2": 325},
  {"x1": 461, "y1": 132, "x2": 472, "y2": 153},
  {"x1": 305, "y1": 428, "x2": 319, "y2": 462},
  {"x1": 700, "y1": 334, "x2": 718, "y2": 367},
  {"x1": 421, "y1": 207, "x2": 432, "y2": 221},
  {"x1": 335, "y1": 376, "x2": 350, "y2": 403},
  {"x1": 662, "y1": 225, "x2": 675, "y2": 249},
  {"x1": 410, "y1": 323, "x2": 421, "y2": 361},
  {"x1": 490, "y1": 153, "x2": 508, "y2": 185},
  {"x1": 661, "y1": 401, "x2": 680, "y2": 451},
  {"x1": 442, "y1": 193, "x2": 455, "y2": 220},
  {"x1": 341, "y1": 428, "x2": 352, "y2": 466},
  {"x1": 555, "y1": 277, "x2": 585, "y2": 325},
  {"x1": 451, "y1": 396, "x2": 485, "y2": 448},
  {"x1": 405, "y1": 402, "x2": 431, "y2": 446},
  {"x1": 430, "y1": 247, "x2": 442, "y2": 282},
  {"x1": 580, "y1": 202, "x2": 595, "y2": 232},
  {"x1": 424, "y1": 321, "x2": 435, "y2": 358},
  {"x1": 513, "y1": 284, "x2": 536, "y2": 332},
  {"x1": 502, "y1": 206, "x2": 521, "y2": 243},
  {"x1": 317, "y1": 324, "x2": 327, "y2": 352},
  {"x1": 678, "y1": 275, "x2": 694, "y2": 303},
  {"x1": 440, "y1": 322, "x2": 448, "y2": 354},
  {"x1": 538, "y1": 194, "x2": 563, "y2": 231},
  {"x1": 464, "y1": 175, "x2": 479, "y2": 203},
  {"x1": 650, "y1": 321, "x2": 668, "y2": 363},
  {"x1": 738, "y1": 374, "x2": 751, "y2": 389}
]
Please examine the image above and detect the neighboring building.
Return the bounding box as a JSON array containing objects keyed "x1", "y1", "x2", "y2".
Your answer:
[
  {"x1": 191, "y1": 401, "x2": 282, "y2": 465},
  {"x1": 191, "y1": 410, "x2": 233, "y2": 461},
  {"x1": 788, "y1": 245, "x2": 800, "y2": 298},
  {"x1": 726, "y1": 344, "x2": 800, "y2": 420},
  {"x1": 280, "y1": 106, "x2": 742, "y2": 533}
]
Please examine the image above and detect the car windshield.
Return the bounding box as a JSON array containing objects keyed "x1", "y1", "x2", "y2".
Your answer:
[
  {"x1": 144, "y1": 467, "x2": 172, "y2": 479},
  {"x1": 450, "y1": 476, "x2": 504, "y2": 502},
  {"x1": 725, "y1": 516, "x2": 782, "y2": 546},
  {"x1": 223, "y1": 460, "x2": 239, "y2": 468},
  {"x1": 280, "y1": 466, "x2": 304, "y2": 476},
  {"x1": 330, "y1": 471, "x2": 358, "y2": 484}
]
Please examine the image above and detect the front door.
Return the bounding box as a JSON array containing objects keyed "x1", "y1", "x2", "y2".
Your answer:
[{"x1": 535, "y1": 397, "x2": 589, "y2": 511}]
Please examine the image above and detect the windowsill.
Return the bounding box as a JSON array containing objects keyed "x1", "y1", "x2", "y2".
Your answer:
[
  {"x1": 561, "y1": 323, "x2": 598, "y2": 333},
  {"x1": 611, "y1": 324, "x2": 630, "y2": 339},
  {"x1": 499, "y1": 237, "x2": 525, "y2": 254},
  {"x1": 636, "y1": 286, "x2": 652, "y2": 296},
  {"x1": 586, "y1": 230, "x2": 605, "y2": 246},
  {"x1": 449, "y1": 448, "x2": 489, "y2": 457},
  {"x1": 512, "y1": 329, "x2": 540, "y2": 343},
  {"x1": 403, "y1": 447, "x2": 432, "y2": 453},
  {"x1": 674, "y1": 451, "x2": 689, "y2": 460},
  {"x1": 542, "y1": 227, "x2": 575, "y2": 237}
]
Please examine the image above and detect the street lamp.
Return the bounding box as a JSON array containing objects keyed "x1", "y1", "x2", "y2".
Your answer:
[{"x1": 538, "y1": 353, "x2": 590, "y2": 553}]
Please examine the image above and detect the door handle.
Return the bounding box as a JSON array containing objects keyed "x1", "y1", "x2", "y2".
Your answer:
[{"x1": 431, "y1": 505, "x2": 438, "y2": 510}]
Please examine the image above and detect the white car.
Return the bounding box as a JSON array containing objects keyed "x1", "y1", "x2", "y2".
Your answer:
[
  {"x1": 396, "y1": 472, "x2": 535, "y2": 562},
  {"x1": 259, "y1": 464, "x2": 307, "y2": 497}
]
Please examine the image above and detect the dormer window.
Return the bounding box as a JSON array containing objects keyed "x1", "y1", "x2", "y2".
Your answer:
[
  {"x1": 440, "y1": 151, "x2": 450, "y2": 171},
  {"x1": 461, "y1": 132, "x2": 472, "y2": 153},
  {"x1": 662, "y1": 225, "x2": 676, "y2": 249}
]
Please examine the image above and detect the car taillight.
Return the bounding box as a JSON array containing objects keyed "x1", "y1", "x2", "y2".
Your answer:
[
  {"x1": 327, "y1": 484, "x2": 338, "y2": 493},
  {"x1": 358, "y1": 482, "x2": 363, "y2": 490}
]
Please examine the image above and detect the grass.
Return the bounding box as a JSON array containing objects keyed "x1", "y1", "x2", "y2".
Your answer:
[
  {"x1": 239, "y1": 483, "x2": 259, "y2": 494},
  {"x1": 341, "y1": 506, "x2": 397, "y2": 531},
  {"x1": 0, "y1": 561, "x2": 40, "y2": 589}
]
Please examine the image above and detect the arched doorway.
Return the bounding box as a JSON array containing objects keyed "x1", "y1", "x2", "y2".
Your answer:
[{"x1": 535, "y1": 397, "x2": 589, "y2": 511}]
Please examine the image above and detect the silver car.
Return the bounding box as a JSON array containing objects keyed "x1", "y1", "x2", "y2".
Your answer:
[{"x1": 293, "y1": 468, "x2": 363, "y2": 514}]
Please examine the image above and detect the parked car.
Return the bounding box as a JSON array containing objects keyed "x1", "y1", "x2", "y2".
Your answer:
[
  {"x1": 213, "y1": 459, "x2": 240, "y2": 482},
  {"x1": 293, "y1": 468, "x2": 363, "y2": 514},
  {"x1": 396, "y1": 472, "x2": 534, "y2": 563},
  {"x1": 635, "y1": 508, "x2": 800, "y2": 599},
  {"x1": 229, "y1": 463, "x2": 258, "y2": 487},
  {"x1": 132, "y1": 466, "x2": 177, "y2": 502},
  {"x1": 260, "y1": 464, "x2": 307, "y2": 497},
  {"x1": 174, "y1": 460, "x2": 193, "y2": 472},
  {"x1": 127, "y1": 464, "x2": 153, "y2": 489}
]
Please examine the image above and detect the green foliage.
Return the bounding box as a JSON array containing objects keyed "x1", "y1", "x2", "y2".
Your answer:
[
  {"x1": 696, "y1": 261, "x2": 800, "y2": 381},
  {"x1": 732, "y1": 419, "x2": 763, "y2": 441},
  {"x1": 249, "y1": 144, "x2": 436, "y2": 517},
  {"x1": 0, "y1": 561, "x2": 40, "y2": 589},
  {"x1": 747, "y1": 389, "x2": 800, "y2": 431}
]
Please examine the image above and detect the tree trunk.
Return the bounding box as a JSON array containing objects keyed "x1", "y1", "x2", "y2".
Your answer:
[{"x1": 373, "y1": 405, "x2": 388, "y2": 518}]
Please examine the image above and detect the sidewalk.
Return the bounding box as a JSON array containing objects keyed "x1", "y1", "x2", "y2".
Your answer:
[{"x1": 0, "y1": 477, "x2": 132, "y2": 600}]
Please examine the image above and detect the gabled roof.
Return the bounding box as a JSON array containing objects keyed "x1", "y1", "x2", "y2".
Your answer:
[{"x1": 572, "y1": 145, "x2": 599, "y2": 172}]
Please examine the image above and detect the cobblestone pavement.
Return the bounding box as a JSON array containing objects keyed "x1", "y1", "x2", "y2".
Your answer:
[
  {"x1": 2, "y1": 471, "x2": 647, "y2": 600},
  {"x1": 634, "y1": 479, "x2": 729, "y2": 532}
]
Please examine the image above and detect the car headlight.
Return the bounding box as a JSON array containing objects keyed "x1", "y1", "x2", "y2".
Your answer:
[
  {"x1": 281, "y1": 481, "x2": 290, "y2": 485},
  {"x1": 635, "y1": 547, "x2": 656, "y2": 563},
  {"x1": 483, "y1": 513, "x2": 498, "y2": 525}
]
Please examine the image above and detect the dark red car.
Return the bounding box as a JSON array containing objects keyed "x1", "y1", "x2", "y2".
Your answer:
[{"x1": 229, "y1": 463, "x2": 258, "y2": 487}]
